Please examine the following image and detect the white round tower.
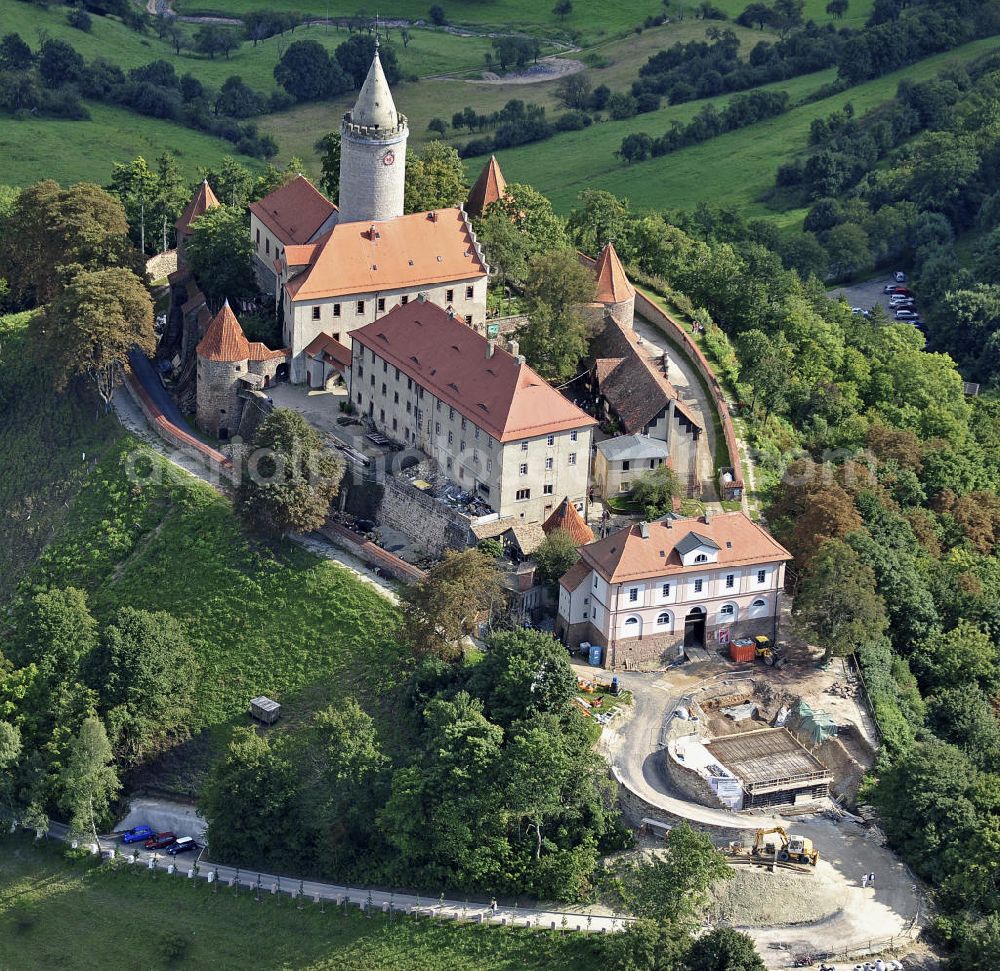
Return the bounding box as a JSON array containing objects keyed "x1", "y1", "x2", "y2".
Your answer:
[{"x1": 338, "y1": 42, "x2": 408, "y2": 224}]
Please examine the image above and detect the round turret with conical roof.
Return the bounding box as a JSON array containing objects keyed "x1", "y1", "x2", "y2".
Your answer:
[{"x1": 338, "y1": 41, "x2": 408, "y2": 224}]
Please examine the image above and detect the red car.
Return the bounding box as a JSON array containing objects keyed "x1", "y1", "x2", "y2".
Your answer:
[{"x1": 144, "y1": 831, "x2": 177, "y2": 850}]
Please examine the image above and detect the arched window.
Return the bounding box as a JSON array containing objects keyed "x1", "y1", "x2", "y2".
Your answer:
[
  {"x1": 657, "y1": 611, "x2": 671, "y2": 626},
  {"x1": 719, "y1": 603, "x2": 737, "y2": 621},
  {"x1": 624, "y1": 617, "x2": 639, "y2": 626},
  {"x1": 748, "y1": 598, "x2": 768, "y2": 618},
  {"x1": 694, "y1": 553, "x2": 708, "y2": 563}
]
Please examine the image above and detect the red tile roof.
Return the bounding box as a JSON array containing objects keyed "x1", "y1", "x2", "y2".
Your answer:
[
  {"x1": 543, "y1": 497, "x2": 595, "y2": 545},
  {"x1": 466, "y1": 155, "x2": 508, "y2": 217},
  {"x1": 196, "y1": 301, "x2": 286, "y2": 363},
  {"x1": 176, "y1": 180, "x2": 219, "y2": 238},
  {"x1": 304, "y1": 331, "x2": 352, "y2": 370},
  {"x1": 559, "y1": 559, "x2": 591, "y2": 592},
  {"x1": 285, "y1": 208, "x2": 488, "y2": 302},
  {"x1": 352, "y1": 301, "x2": 595, "y2": 443},
  {"x1": 579, "y1": 512, "x2": 791, "y2": 584},
  {"x1": 593, "y1": 242, "x2": 634, "y2": 304},
  {"x1": 249, "y1": 175, "x2": 338, "y2": 247}
]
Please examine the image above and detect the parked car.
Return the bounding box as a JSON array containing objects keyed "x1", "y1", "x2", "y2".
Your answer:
[
  {"x1": 891, "y1": 299, "x2": 916, "y2": 309},
  {"x1": 895, "y1": 309, "x2": 920, "y2": 321},
  {"x1": 144, "y1": 832, "x2": 177, "y2": 850},
  {"x1": 889, "y1": 292, "x2": 913, "y2": 302},
  {"x1": 166, "y1": 836, "x2": 199, "y2": 855},
  {"x1": 894, "y1": 270, "x2": 907, "y2": 282},
  {"x1": 851, "y1": 306, "x2": 868, "y2": 316},
  {"x1": 120, "y1": 825, "x2": 155, "y2": 844}
]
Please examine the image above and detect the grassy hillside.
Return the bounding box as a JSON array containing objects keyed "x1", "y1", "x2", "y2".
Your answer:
[
  {"x1": 0, "y1": 101, "x2": 261, "y2": 188},
  {"x1": 469, "y1": 34, "x2": 1000, "y2": 217},
  {"x1": 0, "y1": 0, "x2": 495, "y2": 92},
  {"x1": 0, "y1": 838, "x2": 597, "y2": 970},
  {"x1": 0, "y1": 312, "x2": 124, "y2": 603}
]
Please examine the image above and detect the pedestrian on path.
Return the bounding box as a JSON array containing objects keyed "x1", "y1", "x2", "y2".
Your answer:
[
  {"x1": 491, "y1": 898, "x2": 498, "y2": 917},
  {"x1": 861, "y1": 873, "x2": 869, "y2": 888},
  {"x1": 869, "y1": 872, "x2": 876, "y2": 887}
]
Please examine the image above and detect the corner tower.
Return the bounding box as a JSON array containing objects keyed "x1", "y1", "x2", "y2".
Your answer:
[{"x1": 338, "y1": 41, "x2": 408, "y2": 224}]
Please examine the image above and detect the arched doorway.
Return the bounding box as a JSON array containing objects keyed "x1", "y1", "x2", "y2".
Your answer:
[{"x1": 684, "y1": 607, "x2": 706, "y2": 648}]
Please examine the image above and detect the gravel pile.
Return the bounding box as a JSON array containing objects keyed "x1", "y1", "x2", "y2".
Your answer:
[{"x1": 706, "y1": 867, "x2": 848, "y2": 927}]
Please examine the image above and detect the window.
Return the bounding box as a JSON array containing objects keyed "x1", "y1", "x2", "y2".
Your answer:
[
  {"x1": 448, "y1": 431, "x2": 454, "y2": 444},
  {"x1": 460, "y1": 441, "x2": 465, "y2": 452},
  {"x1": 394, "y1": 367, "x2": 399, "y2": 379},
  {"x1": 356, "y1": 300, "x2": 365, "y2": 314},
  {"x1": 543, "y1": 484, "x2": 553, "y2": 495},
  {"x1": 435, "y1": 422, "x2": 441, "y2": 434},
  {"x1": 446, "y1": 288, "x2": 454, "y2": 302},
  {"x1": 622, "y1": 460, "x2": 631, "y2": 472},
  {"x1": 757, "y1": 569, "x2": 767, "y2": 583},
  {"x1": 624, "y1": 617, "x2": 639, "y2": 626},
  {"x1": 519, "y1": 463, "x2": 528, "y2": 475},
  {"x1": 461, "y1": 416, "x2": 466, "y2": 430},
  {"x1": 465, "y1": 285, "x2": 474, "y2": 299},
  {"x1": 333, "y1": 303, "x2": 341, "y2": 317},
  {"x1": 545, "y1": 457, "x2": 553, "y2": 470},
  {"x1": 357, "y1": 364, "x2": 364, "y2": 377},
  {"x1": 379, "y1": 409, "x2": 385, "y2": 422},
  {"x1": 465, "y1": 314, "x2": 472, "y2": 325},
  {"x1": 406, "y1": 402, "x2": 412, "y2": 414},
  {"x1": 356, "y1": 392, "x2": 362, "y2": 404},
  {"x1": 568, "y1": 453, "x2": 577, "y2": 465},
  {"x1": 474, "y1": 427, "x2": 480, "y2": 439},
  {"x1": 570, "y1": 431, "x2": 578, "y2": 442},
  {"x1": 383, "y1": 362, "x2": 388, "y2": 374},
  {"x1": 449, "y1": 407, "x2": 455, "y2": 420},
  {"x1": 628, "y1": 588, "x2": 638, "y2": 602},
  {"x1": 516, "y1": 488, "x2": 530, "y2": 501},
  {"x1": 266, "y1": 238, "x2": 270, "y2": 254},
  {"x1": 657, "y1": 612, "x2": 671, "y2": 626},
  {"x1": 594, "y1": 575, "x2": 599, "y2": 588},
  {"x1": 521, "y1": 441, "x2": 529, "y2": 452},
  {"x1": 377, "y1": 297, "x2": 386, "y2": 312},
  {"x1": 720, "y1": 604, "x2": 735, "y2": 617},
  {"x1": 725, "y1": 574, "x2": 734, "y2": 589},
  {"x1": 401, "y1": 295, "x2": 409, "y2": 305},
  {"x1": 547, "y1": 434, "x2": 555, "y2": 446},
  {"x1": 486, "y1": 459, "x2": 492, "y2": 472},
  {"x1": 381, "y1": 383, "x2": 387, "y2": 396},
  {"x1": 256, "y1": 228, "x2": 260, "y2": 245},
  {"x1": 311, "y1": 306, "x2": 320, "y2": 320},
  {"x1": 661, "y1": 582, "x2": 671, "y2": 597},
  {"x1": 693, "y1": 579, "x2": 703, "y2": 593},
  {"x1": 407, "y1": 377, "x2": 412, "y2": 390},
  {"x1": 393, "y1": 391, "x2": 399, "y2": 404},
  {"x1": 620, "y1": 481, "x2": 630, "y2": 492},
  {"x1": 694, "y1": 553, "x2": 708, "y2": 563}
]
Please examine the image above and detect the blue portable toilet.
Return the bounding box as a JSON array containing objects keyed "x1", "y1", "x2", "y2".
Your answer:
[{"x1": 588, "y1": 643, "x2": 604, "y2": 667}]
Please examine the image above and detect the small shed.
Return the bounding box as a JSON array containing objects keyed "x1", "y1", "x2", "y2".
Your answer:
[{"x1": 250, "y1": 696, "x2": 281, "y2": 725}]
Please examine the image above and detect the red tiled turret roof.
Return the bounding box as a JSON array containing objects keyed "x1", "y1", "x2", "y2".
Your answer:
[
  {"x1": 593, "y1": 242, "x2": 635, "y2": 304},
  {"x1": 196, "y1": 300, "x2": 250, "y2": 362},
  {"x1": 543, "y1": 496, "x2": 595, "y2": 545},
  {"x1": 176, "y1": 180, "x2": 220, "y2": 238},
  {"x1": 466, "y1": 155, "x2": 508, "y2": 217}
]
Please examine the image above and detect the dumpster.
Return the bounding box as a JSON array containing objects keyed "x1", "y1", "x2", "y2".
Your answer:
[{"x1": 729, "y1": 638, "x2": 756, "y2": 663}]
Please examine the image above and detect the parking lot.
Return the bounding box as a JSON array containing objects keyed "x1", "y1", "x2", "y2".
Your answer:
[{"x1": 828, "y1": 273, "x2": 920, "y2": 326}]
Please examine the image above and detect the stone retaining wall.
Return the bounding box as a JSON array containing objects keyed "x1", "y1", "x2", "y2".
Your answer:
[
  {"x1": 125, "y1": 374, "x2": 235, "y2": 486},
  {"x1": 379, "y1": 475, "x2": 471, "y2": 556},
  {"x1": 146, "y1": 250, "x2": 178, "y2": 282},
  {"x1": 319, "y1": 520, "x2": 426, "y2": 584}
]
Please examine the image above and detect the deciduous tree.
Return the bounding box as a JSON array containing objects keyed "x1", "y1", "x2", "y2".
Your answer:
[
  {"x1": 399, "y1": 549, "x2": 506, "y2": 661},
  {"x1": 41, "y1": 267, "x2": 154, "y2": 408},
  {"x1": 184, "y1": 204, "x2": 256, "y2": 304},
  {"x1": 59, "y1": 716, "x2": 121, "y2": 844},
  {"x1": 532, "y1": 528, "x2": 581, "y2": 589},
  {"x1": 236, "y1": 408, "x2": 345, "y2": 538},
  {"x1": 404, "y1": 141, "x2": 469, "y2": 213},
  {"x1": 686, "y1": 927, "x2": 766, "y2": 971},
  {"x1": 630, "y1": 465, "x2": 680, "y2": 519}
]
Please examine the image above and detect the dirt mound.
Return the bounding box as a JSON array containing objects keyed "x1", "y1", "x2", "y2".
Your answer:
[{"x1": 706, "y1": 866, "x2": 848, "y2": 927}]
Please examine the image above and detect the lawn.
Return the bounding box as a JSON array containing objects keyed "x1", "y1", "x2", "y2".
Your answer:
[
  {"x1": 0, "y1": 101, "x2": 261, "y2": 188},
  {"x1": 471, "y1": 34, "x2": 1000, "y2": 216},
  {"x1": 0, "y1": 837, "x2": 599, "y2": 970}
]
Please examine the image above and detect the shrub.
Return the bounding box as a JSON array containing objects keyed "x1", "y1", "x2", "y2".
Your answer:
[{"x1": 67, "y1": 7, "x2": 93, "y2": 31}]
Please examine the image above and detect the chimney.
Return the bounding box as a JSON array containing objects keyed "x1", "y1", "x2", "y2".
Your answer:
[
  {"x1": 486, "y1": 341, "x2": 496, "y2": 358},
  {"x1": 639, "y1": 522, "x2": 649, "y2": 539},
  {"x1": 508, "y1": 339, "x2": 519, "y2": 358},
  {"x1": 517, "y1": 354, "x2": 526, "y2": 365},
  {"x1": 418, "y1": 292, "x2": 427, "y2": 303}
]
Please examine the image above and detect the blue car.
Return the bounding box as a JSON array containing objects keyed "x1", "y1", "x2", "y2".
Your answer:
[{"x1": 121, "y1": 825, "x2": 155, "y2": 844}]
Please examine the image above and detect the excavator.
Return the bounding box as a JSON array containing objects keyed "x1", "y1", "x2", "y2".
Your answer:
[
  {"x1": 727, "y1": 827, "x2": 820, "y2": 868},
  {"x1": 754, "y1": 636, "x2": 787, "y2": 669}
]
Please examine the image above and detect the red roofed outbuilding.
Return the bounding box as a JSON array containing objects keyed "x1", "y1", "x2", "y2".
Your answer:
[{"x1": 543, "y1": 496, "x2": 595, "y2": 545}]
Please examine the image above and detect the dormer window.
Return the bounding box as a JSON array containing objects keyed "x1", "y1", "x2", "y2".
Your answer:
[{"x1": 695, "y1": 553, "x2": 708, "y2": 563}]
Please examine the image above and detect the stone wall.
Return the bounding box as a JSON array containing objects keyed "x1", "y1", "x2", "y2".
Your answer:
[
  {"x1": 378, "y1": 475, "x2": 471, "y2": 556},
  {"x1": 338, "y1": 122, "x2": 408, "y2": 224},
  {"x1": 319, "y1": 520, "x2": 426, "y2": 583},
  {"x1": 196, "y1": 357, "x2": 245, "y2": 438},
  {"x1": 146, "y1": 250, "x2": 178, "y2": 282},
  {"x1": 124, "y1": 374, "x2": 235, "y2": 486}
]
